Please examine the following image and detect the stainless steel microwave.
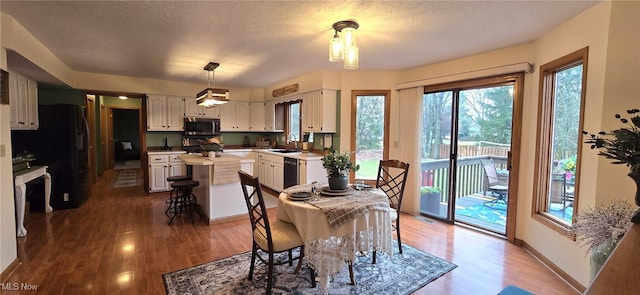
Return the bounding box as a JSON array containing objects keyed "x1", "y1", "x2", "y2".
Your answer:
[{"x1": 184, "y1": 117, "x2": 221, "y2": 136}]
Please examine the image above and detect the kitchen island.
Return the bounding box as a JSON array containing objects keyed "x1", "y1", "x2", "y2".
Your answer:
[{"x1": 179, "y1": 153, "x2": 255, "y2": 224}]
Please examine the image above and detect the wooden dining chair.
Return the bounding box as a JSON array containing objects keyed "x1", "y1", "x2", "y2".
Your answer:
[
  {"x1": 237, "y1": 171, "x2": 315, "y2": 294},
  {"x1": 375, "y1": 159, "x2": 410, "y2": 256}
]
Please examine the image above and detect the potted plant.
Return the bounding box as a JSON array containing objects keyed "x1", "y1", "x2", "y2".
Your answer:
[
  {"x1": 199, "y1": 137, "x2": 224, "y2": 157},
  {"x1": 583, "y1": 108, "x2": 640, "y2": 222},
  {"x1": 568, "y1": 199, "x2": 634, "y2": 279},
  {"x1": 320, "y1": 149, "x2": 359, "y2": 190},
  {"x1": 420, "y1": 186, "x2": 442, "y2": 215}
]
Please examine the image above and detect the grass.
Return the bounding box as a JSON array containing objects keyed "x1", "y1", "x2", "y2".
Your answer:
[{"x1": 356, "y1": 159, "x2": 379, "y2": 179}]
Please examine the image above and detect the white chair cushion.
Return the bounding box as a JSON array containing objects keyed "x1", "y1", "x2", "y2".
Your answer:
[
  {"x1": 254, "y1": 220, "x2": 303, "y2": 252},
  {"x1": 390, "y1": 208, "x2": 398, "y2": 222}
]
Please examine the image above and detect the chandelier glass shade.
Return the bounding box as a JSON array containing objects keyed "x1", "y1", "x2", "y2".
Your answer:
[
  {"x1": 329, "y1": 20, "x2": 359, "y2": 69},
  {"x1": 196, "y1": 62, "x2": 229, "y2": 107}
]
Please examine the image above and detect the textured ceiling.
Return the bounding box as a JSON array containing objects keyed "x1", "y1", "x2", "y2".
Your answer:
[{"x1": 1, "y1": 1, "x2": 598, "y2": 88}]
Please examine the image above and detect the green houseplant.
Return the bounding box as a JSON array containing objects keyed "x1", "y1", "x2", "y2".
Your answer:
[
  {"x1": 420, "y1": 186, "x2": 442, "y2": 215},
  {"x1": 583, "y1": 108, "x2": 640, "y2": 222},
  {"x1": 321, "y1": 149, "x2": 359, "y2": 190}
]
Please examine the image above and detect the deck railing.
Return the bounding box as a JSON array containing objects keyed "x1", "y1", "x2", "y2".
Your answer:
[{"x1": 420, "y1": 156, "x2": 507, "y2": 202}]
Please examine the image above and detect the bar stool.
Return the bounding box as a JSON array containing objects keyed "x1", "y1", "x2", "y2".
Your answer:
[
  {"x1": 167, "y1": 180, "x2": 202, "y2": 225},
  {"x1": 165, "y1": 175, "x2": 191, "y2": 217}
]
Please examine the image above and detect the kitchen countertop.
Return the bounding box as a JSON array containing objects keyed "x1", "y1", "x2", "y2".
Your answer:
[
  {"x1": 147, "y1": 150, "x2": 186, "y2": 155},
  {"x1": 178, "y1": 153, "x2": 254, "y2": 166},
  {"x1": 146, "y1": 146, "x2": 324, "y2": 160}
]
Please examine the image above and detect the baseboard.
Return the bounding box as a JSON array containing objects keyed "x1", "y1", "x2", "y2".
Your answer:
[
  {"x1": 0, "y1": 259, "x2": 20, "y2": 282},
  {"x1": 208, "y1": 213, "x2": 247, "y2": 225},
  {"x1": 516, "y1": 238, "x2": 585, "y2": 294}
]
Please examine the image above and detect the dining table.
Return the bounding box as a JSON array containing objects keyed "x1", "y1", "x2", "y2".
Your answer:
[{"x1": 276, "y1": 183, "x2": 393, "y2": 293}]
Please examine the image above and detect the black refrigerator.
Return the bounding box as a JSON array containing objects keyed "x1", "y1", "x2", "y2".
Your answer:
[{"x1": 11, "y1": 104, "x2": 90, "y2": 210}]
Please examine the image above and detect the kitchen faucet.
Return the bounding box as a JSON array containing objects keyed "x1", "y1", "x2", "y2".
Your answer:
[{"x1": 288, "y1": 133, "x2": 299, "y2": 150}]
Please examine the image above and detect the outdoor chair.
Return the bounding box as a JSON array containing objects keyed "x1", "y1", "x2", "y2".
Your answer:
[
  {"x1": 551, "y1": 173, "x2": 574, "y2": 218},
  {"x1": 373, "y1": 159, "x2": 410, "y2": 263},
  {"x1": 481, "y1": 159, "x2": 509, "y2": 208},
  {"x1": 238, "y1": 171, "x2": 315, "y2": 294}
]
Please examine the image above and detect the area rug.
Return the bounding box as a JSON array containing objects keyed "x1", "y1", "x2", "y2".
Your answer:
[
  {"x1": 456, "y1": 202, "x2": 573, "y2": 226},
  {"x1": 456, "y1": 202, "x2": 508, "y2": 226},
  {"x1": 162, "y1": 242, "x2": 456, "y2": 295},
  {"x1": 111, "y1": 169, "x2": 140, "y2": 188}
]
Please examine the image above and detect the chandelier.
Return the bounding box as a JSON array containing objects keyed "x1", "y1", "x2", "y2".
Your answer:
[
  {"x1": 329, "y1": 20, "x2": 359, "y2": 69},
  {"x1": 196, "y1": 62, "x2": 229, "y2": 107}
]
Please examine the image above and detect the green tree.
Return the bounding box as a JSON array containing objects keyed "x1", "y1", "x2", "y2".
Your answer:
[
  {"x1": 423, "y1": 92, "x2": 451, "y2": 159},
  {"x1": 356, "y1": 96, "x2": 384, "y2": 150}
]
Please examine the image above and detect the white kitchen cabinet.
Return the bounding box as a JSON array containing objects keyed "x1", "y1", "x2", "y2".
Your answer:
[
  {"x1": 220, "y1": 101, "x2": 250, "y2": 131},
  {"x1": 249, "y1": 102, "x2": 265, "y2": 131},
  {"x1": 9, "y1": 72, "x2": 39, "y2": 130},
  {"x1": 148, "y1": 152, "x2": 186, "y2": 192},
  {"x1": 273, "y1": 162, "x2": 284, "y2": 191},
  {"x1": 256, "y1": 152, "x2": 284, "y2": 191},
  {"x1": 299, "y1": 159, "x2": 325, "y2": 185},
  {"x1": 184, "y1": 97, "x2": 221, "y2": 118},
  {"x1": 147, "y1": 95, "x2": 185, "y2": 131},
  {"x1": 301, "y1": 89, "x2": 337, "y2": 133},
  {"x1": 264, "y1": 101, "x2": 284, "y2": 132}
]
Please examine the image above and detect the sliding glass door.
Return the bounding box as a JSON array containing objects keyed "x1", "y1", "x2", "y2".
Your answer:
[{"x1": 420, "y1": 74, "x2": 522, "y2": 237}]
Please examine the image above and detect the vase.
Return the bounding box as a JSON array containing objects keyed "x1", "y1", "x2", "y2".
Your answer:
[
  {"x1": 629, "y1": 171, "x2": 640, "y2": 223},
  {"x1": 590, "y1": 237, "x2": 616, "y2": 280},
  {"x1": 328, "y1": 174, "x2": 348, "y2": 190}
]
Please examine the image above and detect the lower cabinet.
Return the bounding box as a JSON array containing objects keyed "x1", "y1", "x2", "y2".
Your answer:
[
  {"x1": 148, "y1": 152, "x2": 186, "y2": 193},
  {"x1": 299, "y1": 159, "x2": 325, "y2": 185},
  {"x1": 257, "y1": 152, "x2": 284, "y2": 191}
]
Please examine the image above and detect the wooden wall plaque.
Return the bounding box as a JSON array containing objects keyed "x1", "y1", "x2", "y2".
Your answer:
[
  {"x1": 0, "y1": 70, "x2": 8, "y2": 105},
  {"x1": 272, "y1": 83, "x2": 299, "y2": 97}
]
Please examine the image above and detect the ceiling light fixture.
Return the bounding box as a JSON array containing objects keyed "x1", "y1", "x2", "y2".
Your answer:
[
  {"x1": 329, "y1": 20, "x2": 359, "y2": 69},
  {"x1": 196, "y1": 62, "x2": 229, "y2": 107},
  {"x1": 118, "y1": 95, "x2": 128, "y2": 100}
]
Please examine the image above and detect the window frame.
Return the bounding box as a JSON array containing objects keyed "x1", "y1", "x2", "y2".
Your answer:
[{"x1": 532, "y1": 47, "x2": 588, "y2": 233}]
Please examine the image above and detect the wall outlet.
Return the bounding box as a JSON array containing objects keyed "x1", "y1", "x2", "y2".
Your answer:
[{"x1": 63, "y1": 193, "x2": 69, "y2": 202}]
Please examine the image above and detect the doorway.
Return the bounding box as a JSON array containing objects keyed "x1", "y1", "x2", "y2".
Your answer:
[
  {"x1": 420, "y1": 74, "x2": 523, "y2": 239},
  {"x1": 110, "y1": 108, "x2": 142, "y2": 170},
  {"x1": 350, "y1": 90, "x2": 390, "y2": 184}
]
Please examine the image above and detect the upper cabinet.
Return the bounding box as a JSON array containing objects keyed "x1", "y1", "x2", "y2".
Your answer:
[
  {"x1": 9, "y1": 72, "x2": 39, "y2": 130},
  {"x1": 301, "y1": 89, "x2": 337, "y2": 133},
  {"x1": 184, "y1": 97, "x2": 221, "y2": 119},
  {"x1": 147, "y1": 95, "x2": 184, "y2": 131},
  {"x1": 264, "y1": 101, "x2": 284, "y2": 132},
  {"x1": 220, "y1": 101, "x2": 250, "y2": 131},
  {"x1": 249, "y1": 102, "x2": 265, "y2": 131}
]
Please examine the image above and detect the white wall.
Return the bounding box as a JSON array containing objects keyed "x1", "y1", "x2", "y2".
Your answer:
[{"x1": 0, "y1": 48, "x2": 18, "y2": 274}]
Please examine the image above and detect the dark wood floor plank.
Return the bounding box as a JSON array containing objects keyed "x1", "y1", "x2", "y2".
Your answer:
[{"x1": 5, "y1": 168, "x2": 577, "y2": 294}]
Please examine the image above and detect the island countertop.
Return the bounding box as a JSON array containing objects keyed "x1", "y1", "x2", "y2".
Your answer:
[{"x1": 178, "y1": 153, "x2": 254, "y2": 165}]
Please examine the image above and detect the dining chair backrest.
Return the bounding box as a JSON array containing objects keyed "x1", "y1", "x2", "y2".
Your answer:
[
  {"x1": 481, "y1": 159, "x2": 501, "y2": 186},
  {"x1": 375, "y1": 159, "x2": 410, "y2": 210},
  {"x1": 238, "y1": 171, "x2": 273, "y2": 251}
]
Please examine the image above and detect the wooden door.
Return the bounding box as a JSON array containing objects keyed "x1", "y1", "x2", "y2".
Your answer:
[{"x1": 85, "y1": 94, "x2": 97, "y2": 183}]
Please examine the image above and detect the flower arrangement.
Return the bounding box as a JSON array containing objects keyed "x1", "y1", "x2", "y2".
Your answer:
[
  {"x1": 569, "y1": 199, "x2": 634, "y2": 254},
  {"x1": 320, "y1": 149, "x2": 360, "y2": 177},
  {"x1": 583, "y1": 108, "x2": 640, "y2": 173}
]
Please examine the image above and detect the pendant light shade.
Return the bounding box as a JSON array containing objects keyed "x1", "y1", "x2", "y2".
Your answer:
[
  {"x1": 328, "y1": 20, "x2": 360, "y2": 69},
  {"x1": 196, "y1": 62, "x2": 229, "y2": 107}
]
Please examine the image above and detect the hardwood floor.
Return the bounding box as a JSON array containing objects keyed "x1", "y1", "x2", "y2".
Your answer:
[{"x1": 3, "y1": 168, "x2": 577, "y2": 294}]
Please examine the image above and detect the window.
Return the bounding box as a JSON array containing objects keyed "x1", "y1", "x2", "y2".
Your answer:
[
  {"x1": 286, "y1": 100, "x2": 302, "y2": 142},
  {"x1": 533, "y1": 47, "x2": 588, "y2": 229}
]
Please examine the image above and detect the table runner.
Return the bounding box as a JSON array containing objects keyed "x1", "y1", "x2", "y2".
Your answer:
[{"x1": 308, "y1": 192, "x2": 389, "y2": 229}]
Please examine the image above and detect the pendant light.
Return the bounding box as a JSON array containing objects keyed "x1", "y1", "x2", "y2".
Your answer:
[{"x1": 196, "y1": 62, "x2": 229, "y2": 107}]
